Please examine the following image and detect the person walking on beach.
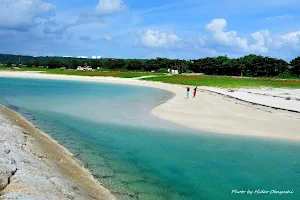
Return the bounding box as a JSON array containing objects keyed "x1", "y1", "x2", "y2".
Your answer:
[
  {"x1": 186, "y1": 86, "x2": 190, "y2": 99},
  {"x1": 193, "y1": 87, "x2": 198, "y2": 98}
]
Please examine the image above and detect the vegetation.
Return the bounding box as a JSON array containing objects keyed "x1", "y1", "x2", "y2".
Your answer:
[
  {"x1": 45, "y1": 70, "x2": 161, "y2": 78},
  {"x1": 157, "y1": 68, "x2": 169, "y2": 73},
  {"x1": 1, "y1": 54, "x2": 300, "y2": 87},
  {"x1": 142, "y1": 75, "x2": 300, "y2": 88},
  {"x1": 0, "y1": 67, "x2": 162, "y2": 78},
  {"x1": 290, "y1": 57, "x2": 300, "y2": 78},
  {"x1": 1, "y1": 53, "x2": 300, "y2": 78}
]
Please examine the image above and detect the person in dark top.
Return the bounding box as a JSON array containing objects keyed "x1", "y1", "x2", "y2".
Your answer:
[
  {"x1": 193, "y1": 87, "x2": 198, "y2": 98},
  {"x1": 186, "y1": 86, "x2": 190, "y2": 99}
]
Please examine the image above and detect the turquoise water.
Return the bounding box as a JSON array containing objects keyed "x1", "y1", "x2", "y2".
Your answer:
[{"x1": 0, "y1": 77, "x2": 300, "y2": 200}]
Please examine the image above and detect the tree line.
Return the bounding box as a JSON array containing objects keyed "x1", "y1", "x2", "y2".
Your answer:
[{"x1": 1, "y1": 54, "x2": 299, "y2": 78}]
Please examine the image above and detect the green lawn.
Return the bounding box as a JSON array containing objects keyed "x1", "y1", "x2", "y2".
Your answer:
[
  {"x1": 0, "y1": 67, "x2": 163, "y2": 78},
  {"x1": 2, "y1": 67, "x2": 299, "y2": 88},
  {"x1": 44, "y1": 69, "x2": 162, "y2": 78},
  {"x1": 142, "y1": 75, "x2": 300, "y2": 88}
]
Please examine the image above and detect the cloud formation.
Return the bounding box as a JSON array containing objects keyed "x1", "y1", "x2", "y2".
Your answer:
[
  {"x1": 0, "y1": 0, "x2": 55, "y2": 31},
  {"x1": 205, "y1": 19, "x2": 274, "y2": 54},
  {"x1": 205, "y1": 19, "x2": 249, "y2": 51},
  {"x1": 76, "y1": 0, "x2": 127, "y2": 25},
  {"x1": 0, "y1": 0, "x2": 300, "y2": 60},
  {"x1": 274, "y1": 31, "x2": 300, "y2": 48},
  {"x1": 96, "y1": 0, "x2": 127, "y2": 16},
  {"x1": 139, "y1": 30, "x2": 180, "y2": 48}
]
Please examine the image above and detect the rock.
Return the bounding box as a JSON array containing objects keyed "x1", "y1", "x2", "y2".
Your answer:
[
  {"x1": 38, "y1": 155, "x2": 45, "y2": 159},
  {"x1": 1, "y1": 193, "x2": 41, "y2": 199},
  {"x1": 0, "y1": 111, "x2": 113, "y2": 200},
  {"x1": 228, "y1": 89, "x2": 235, "y2": 93},
  {"x1": 4, "y1": 149, "x2": 11, "y2": 154},
  {"x1": 0, "y1": 165, "x2": 14, "y2": 190},
  {"x1": 10, "y1": 158, "x2": 16, "y2": 165},
  {"x1": 285, "y1": 97, "x2": 291, "y2": 100}
]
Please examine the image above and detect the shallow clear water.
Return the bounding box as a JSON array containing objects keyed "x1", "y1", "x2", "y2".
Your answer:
[{"x1": 0, "y1": 77, "x2": 299, "y2": 200}]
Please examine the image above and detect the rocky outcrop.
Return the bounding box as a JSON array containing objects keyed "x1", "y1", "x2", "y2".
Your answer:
[{"x1": 0, "y1": 108, "x2": 114, "y2": 200}]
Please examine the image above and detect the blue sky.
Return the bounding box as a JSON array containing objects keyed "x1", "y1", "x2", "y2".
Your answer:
[{"x1": 0, "y1": 0, "x2": 300, "y2": 60}]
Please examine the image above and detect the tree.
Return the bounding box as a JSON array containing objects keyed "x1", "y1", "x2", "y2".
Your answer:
[
  {"x1": 7, "y1": 60, "x2": 12, "y2": 67},
  {"x1": 174, "y1": 59, "x2": 188, "y2": 74},
  {"x1": 71, "y1": 60, "x2": 79, "y2": 69},
  {"x1": 290, "y1": 57, "x2": 300, "y2": 78},
  {"x1": 127, "y1": 59, "x2": 143, "y2": 71},
  {"x1": 24, "y1": 61, "x2": 33, "y2": 67},
  {"x1": 144, "y1": 59, "x2": 160, "y2": 71},
  {"x1": 91, "y1": 60, "x2": 102, "y2": 69},
  {"x1": 106, "y1": 59, "x2": 126, "y2": 70},
  {"x1": 47, "y1": 60, "x2": 62, "y2": 69},
  {"x1": 33, "y1": 60, "x2": 40, "y2": 67}
]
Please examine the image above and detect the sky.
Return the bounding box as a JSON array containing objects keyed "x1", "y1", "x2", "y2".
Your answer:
[{"x1": 0, "y1": 0, "x2": 300, "y2": 60}]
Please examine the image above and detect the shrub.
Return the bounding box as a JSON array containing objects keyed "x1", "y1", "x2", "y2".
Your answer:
[
  {"x1": 277, "y1": 71, "x2": 296, "y2": 79},
  {"x1": 156, "y1": 68, "x2": 169, "y2": 73}
]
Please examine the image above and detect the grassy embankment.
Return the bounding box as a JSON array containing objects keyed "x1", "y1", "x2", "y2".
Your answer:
[
  {"x1": 0, "y1": 67, "x2": 163, "y2": 78},
  {"x1": 142, "y1": 75, "x2": 300, "y2": 88}
]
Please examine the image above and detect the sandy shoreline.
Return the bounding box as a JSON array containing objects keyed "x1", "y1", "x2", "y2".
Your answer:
[
  {"x1": 0, "y1": 71, "x2": 300, "y2": 141},
  {"x1": 0, "y1": 105, "x2": 115, "y2": 199},
  {"x1": 1, "y1": 71, "x2": 300, "y2": 198}
]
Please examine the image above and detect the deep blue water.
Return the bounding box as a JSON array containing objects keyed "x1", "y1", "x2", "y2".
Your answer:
[{"x1": 0, "y1": 77, "x2": 299, "y2": 200}]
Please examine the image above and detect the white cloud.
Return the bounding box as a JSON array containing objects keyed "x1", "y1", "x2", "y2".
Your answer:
[
  {"x1": 205, "y1": 19, "x2": 248, "y2": 50},
  {"x1": 134, "y1": 19, "x2": 300, "y2": 58},
  {"x1": 205, "y1": 19, "x2": 275, "y2": 54},
  {"x1": 250, "y1": 30, "x2": 271, "y2": 53},
  {"x1": 0, "y1": 0, "x2": 55, "y2": 31},
  {"x1": 96, "y1": 0, "x2": 127, "y2": 16},
  {"x1": 140, "y1": 30, "x2": 180, "y2": 48},
  {"x1": 265, "y1": 14, "x2": 291, "y2": 22},
  {"x1": 76, "y1": 0, "x2": 127, "y2": 25},
  {"x1": 273, "y1": 31, "x2": 300, "y2": 48}
]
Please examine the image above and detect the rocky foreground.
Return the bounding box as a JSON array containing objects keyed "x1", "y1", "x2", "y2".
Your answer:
[{"x1": 0, "y1": 105, "x2": 115, "y2": 200}]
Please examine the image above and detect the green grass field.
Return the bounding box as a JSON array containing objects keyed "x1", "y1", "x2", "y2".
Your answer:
[
  {"x1": 44, "y1": 69, "x2": 162, "y2": 78},
  {"x1": 142, "y1": 75, "x2": 300, "y2": 88},
  {"x1": 0, "y1": 67, "x2": 162, "y2": 78},
  {"x1": 1, "y1": 66, "x2": 300, "y2": 88}
]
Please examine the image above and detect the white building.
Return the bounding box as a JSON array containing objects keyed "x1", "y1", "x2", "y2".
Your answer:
[
  {"x1": 168, "y1": 68, "x2": 179, "y2": 74},
  {"x1": 172, "y1": 69, "x2": 179, "y2": 74},
  {"x1": 77, "y1": 66, "x2": 84, "y2": 71}
]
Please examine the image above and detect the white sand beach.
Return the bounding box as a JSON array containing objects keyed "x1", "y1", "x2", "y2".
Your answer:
[{"x1": 0, "y1": 71, "x2": 299, "y2": 141}]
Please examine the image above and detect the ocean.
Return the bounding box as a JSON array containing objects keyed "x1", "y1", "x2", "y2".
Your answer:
[{"x1": 0, "y1": 77, "x2": 299, "y2": 200}]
